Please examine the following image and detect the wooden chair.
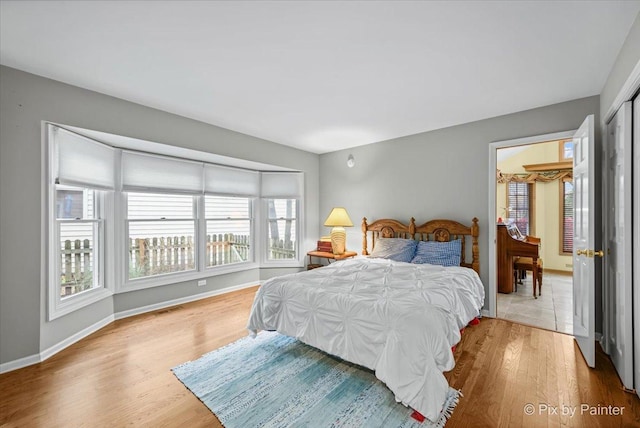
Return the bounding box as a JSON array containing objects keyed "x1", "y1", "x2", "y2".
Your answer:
[
  {"x1": 514, "y1": 256, "x2": 543, "y2": 298},
  {"x1": 513, "y1": 235, "x2": 543, "y2": 298}
]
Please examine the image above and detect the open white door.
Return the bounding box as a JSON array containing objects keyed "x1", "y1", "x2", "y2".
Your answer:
[
  {"x1": 572, "y1": 115, "x2": 596, "y2": 368},
  {"x1": 605, "y1": 101, "x2": 633, "y2": 389}
]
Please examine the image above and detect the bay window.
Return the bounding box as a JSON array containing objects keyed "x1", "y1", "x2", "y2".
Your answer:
[{"x1": 47, "y1": 123, "x2": 305, "y2": 316}]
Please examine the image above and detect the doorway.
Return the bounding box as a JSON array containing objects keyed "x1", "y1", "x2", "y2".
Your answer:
[
  {"x1": 495, "y1": 139, "x2": 574, "y2": 334},
  {"x1": 487, "y1": 130, "x2": 576, "y2": 320}
]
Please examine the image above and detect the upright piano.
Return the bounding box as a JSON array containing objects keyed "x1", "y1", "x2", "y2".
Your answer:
[{"x1": 497, "y1": 223, "x2": 540, "y2": 294}]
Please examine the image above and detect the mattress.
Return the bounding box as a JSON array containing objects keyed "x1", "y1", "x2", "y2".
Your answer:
[{"x1": 247, "y1": 257, "x2": 485, "y2": 422}]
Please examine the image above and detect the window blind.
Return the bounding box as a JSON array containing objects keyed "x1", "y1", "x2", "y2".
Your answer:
[
  {"x1": 121, "y1": 151, "x2": 204, "y2": 194},
  {"x1": 204, "y1": 164, "x2": 259, "y2": 196},
  {"x1": 53, "y1": 126, "x2": 116, "y2": 190},
  {"x1": 507, "y1": 182, "x2": 530, "y2": 235},
  {"x1": 260, "y1": 172, "x2": 303, "y2": 198},
  {"x1": 562, "y1": 181, "x2": 574, "y2": 253}
]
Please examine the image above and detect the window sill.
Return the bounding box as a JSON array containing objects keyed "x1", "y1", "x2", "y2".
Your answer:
[
  {"x1": 261, "y1": 260, "x2": 305, "y2": 268},
  {"x1": 49, "y1": 286, "x2": 114, "y2": 321},
  {"x1": 117, "y1": 261, "x2": 260, "y2": 293}
]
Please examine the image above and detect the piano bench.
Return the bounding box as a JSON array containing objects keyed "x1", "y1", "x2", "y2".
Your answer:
[{"x1": 514, "y1": 257, "x2": 543, "y2": 297}]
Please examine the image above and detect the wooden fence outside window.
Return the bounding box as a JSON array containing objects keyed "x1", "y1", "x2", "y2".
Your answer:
[{"x1": 60, "y1": 234, "x2": 296, "y2": 296}]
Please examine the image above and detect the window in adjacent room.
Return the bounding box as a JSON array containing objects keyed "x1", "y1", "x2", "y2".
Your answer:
[
  {"x1": 559, "y1": 138, "x2": 574, "y2": 254},
  {"x1": 507, "y1": 182, "x2": 534, "y2": 235},
  {"x1": 561, "y1": 180, "x2": 574, "y2": 254},
  {"x1": 559, "y1": 138, "x2": 574, "y2": 160},
  {"x1": 126, "y1": 192, "x2": 197, "y2": 279}
]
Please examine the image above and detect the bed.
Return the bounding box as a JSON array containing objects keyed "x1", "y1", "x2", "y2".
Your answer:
[{"x1": 247, "y1": 217, "x2": 484, "y2": 424}]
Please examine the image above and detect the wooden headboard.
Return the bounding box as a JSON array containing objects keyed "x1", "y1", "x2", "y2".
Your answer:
[{"x1": 362, "y1": 217, "x2": 480, "y2": 275}]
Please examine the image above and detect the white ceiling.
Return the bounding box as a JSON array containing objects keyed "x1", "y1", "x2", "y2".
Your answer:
[{"x1": 1, "y1": 1, "x2": 639, "y2": 154}]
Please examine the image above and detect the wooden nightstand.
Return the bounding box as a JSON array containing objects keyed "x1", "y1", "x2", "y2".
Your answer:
[{"x1": 307, "y1": 250, "x2": 357, "y2": 270}]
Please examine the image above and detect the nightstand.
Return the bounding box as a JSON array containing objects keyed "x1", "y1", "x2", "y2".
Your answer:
[{"x1": 307, "y1": 250, "x2": 357, "y2": 270}]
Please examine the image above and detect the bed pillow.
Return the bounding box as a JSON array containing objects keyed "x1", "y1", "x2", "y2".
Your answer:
[
  {"x1": 411, "y1": 239, "x2": 462, "y2": 267},
  {"x1": 369, "y1": 238, "x2": 418, "y2": 263}
]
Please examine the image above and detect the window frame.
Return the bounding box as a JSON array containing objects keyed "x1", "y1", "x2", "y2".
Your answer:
[
  {"x1": 558, "y1": 138, "x2": 574, "y2": 161},
  {"x1": 46, "y1": 122, "x2": 302, "y2": 301},
  {"x1": 47, "y1": 184, "x2": 113, "y2": 322},
  {"x1": 559, "y1": 179, "x2": 574, "y2": 255},
  {"x1": 506, "y1": 181, "x2": 535, "y2": 236},
  {"x1": 118, "y1": 193, "x2": 261, "y2": 293},
  {"x1": 204, "y1": 195, "x2": 255, "y2": 269},
  {"x1": 261, "y1": 197, "x2": 304, "y2": 267},
  {"x1": 558, "y1": 139, "x2": 574, "y2": 255},
  {"x1": 55, "y1": 188, "x2": 103, "y2": 295},
  {"x1": 124, "y1": 192, "x2": 198, "y2": 285}
]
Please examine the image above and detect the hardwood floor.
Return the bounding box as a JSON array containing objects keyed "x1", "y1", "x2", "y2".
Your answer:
[{"x1": 1, "y1": 286, "x2": 638, "y2": 427}]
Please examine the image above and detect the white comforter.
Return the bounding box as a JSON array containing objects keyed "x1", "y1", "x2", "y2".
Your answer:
[{"x1": 247, "y1": 257, "x2": 485, "y2": 422}]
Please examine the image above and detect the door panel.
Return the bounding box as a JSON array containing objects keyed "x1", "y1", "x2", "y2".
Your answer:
[
  {"x1": 633, "y1": 96, "x2": 640, "y2": 399},
  {"x1": 573, "y1": 115, "x2": 595, "y2": 368},
  {"x1": 605, "y1": 101, "x2": 633, "y2": 389}
]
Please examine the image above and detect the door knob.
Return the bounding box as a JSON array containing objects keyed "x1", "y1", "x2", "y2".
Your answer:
[{"x1": 576, "y1": 249, "x2": 604, "y2": 257}]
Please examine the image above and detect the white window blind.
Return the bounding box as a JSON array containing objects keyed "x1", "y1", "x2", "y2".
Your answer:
[
  {"x1": 260, "y1": 172, "x2": 303, "y2": 198},
  {"x1": 53, "y1": 126, "x2": 116, "y2": 190},
  {"x1": 204, "y1": 164, "x2": 259, "y2": 196},
  {"x1": 562, "y1": 180, "x2": 574, "y2": 253},
  {"x1": 507, "y1": 182, "x2": 531, "y2": 235},
  {"x1": 121, "y1": 151, "x2": 204, "y2": 194}
]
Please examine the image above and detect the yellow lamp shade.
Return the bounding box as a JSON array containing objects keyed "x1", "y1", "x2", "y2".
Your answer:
[
  {"x1": 324, "y1": 208, "x2": 353, "y2": 254},
  {"x1": 323, "y1": 207, "x2": 353, "y2": 227}
]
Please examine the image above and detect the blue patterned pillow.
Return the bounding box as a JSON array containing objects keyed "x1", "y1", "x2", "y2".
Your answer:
[
  {"x1": 369, "y1": 238, "x2": 418, "y2": 263},
  {"x1": 411, "y1": 239, "x2": 462, "y2": 267}
]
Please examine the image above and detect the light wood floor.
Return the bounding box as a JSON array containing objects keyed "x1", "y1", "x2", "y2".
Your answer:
[{"x1": 1, "y1": 286, "x2": 638, "y2": 427}]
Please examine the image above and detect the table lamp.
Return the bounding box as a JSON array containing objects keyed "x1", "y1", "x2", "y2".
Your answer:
[{"x1": 323, "y1": 207, "x2": 353, "y2": 254}]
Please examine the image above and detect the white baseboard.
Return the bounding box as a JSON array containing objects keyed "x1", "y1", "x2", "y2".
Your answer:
[
  {"x1": 0, "y1": 281, "x2": 260, "y2": 374},
  {"x1": 0, "y1": 353, "x2": 41, "y2": 374},
  {"x1": 114, "y1": 281, "x2": 260, "y2": 320},
  {"x1": 0, "y1": 314, "x2": 114, "y2": 374},
  {"x1": 481, "y1": 309, "x2": 490, "y2": 317},
  {"x1": 40, "y1": 314, "x2": 115, "y2": 362}
]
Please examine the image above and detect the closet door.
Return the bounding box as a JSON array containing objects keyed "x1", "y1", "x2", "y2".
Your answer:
[
  {"x1": 633, "y1": 97, "x2": 640, "y2": 399},
  {"x1": 605, "y1": 101, "x2": 633, "y2": 390}
]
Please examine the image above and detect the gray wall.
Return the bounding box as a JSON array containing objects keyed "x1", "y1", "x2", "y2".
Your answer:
[
  {"x1": 319, "y1": 96, "x2": 600, "y2": 311},
  {"x1": 0, "y1": 66, "x2": 319, "y2": 365},
  {"x1": 600, "y1": 13, "x2": 640, "y2": 121}
]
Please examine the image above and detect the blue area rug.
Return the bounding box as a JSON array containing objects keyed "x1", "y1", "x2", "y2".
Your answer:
[{"x1": 172, "y1": 331, "x2": 460, "y2": 427}]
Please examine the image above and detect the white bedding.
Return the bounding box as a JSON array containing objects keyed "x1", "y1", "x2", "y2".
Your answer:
[{"x1": 247, "y1": 257, "x2": 485, "y2": 422}]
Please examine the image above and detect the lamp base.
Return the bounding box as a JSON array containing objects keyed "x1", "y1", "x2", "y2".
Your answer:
[{"x1": 330, "y1": 227, "x2": 347, "y2": 254}]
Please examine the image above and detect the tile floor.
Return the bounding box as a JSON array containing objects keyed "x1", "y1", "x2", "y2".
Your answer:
[{"x1": 497, "y1": 272, "x2": 573, "y2": 334}]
